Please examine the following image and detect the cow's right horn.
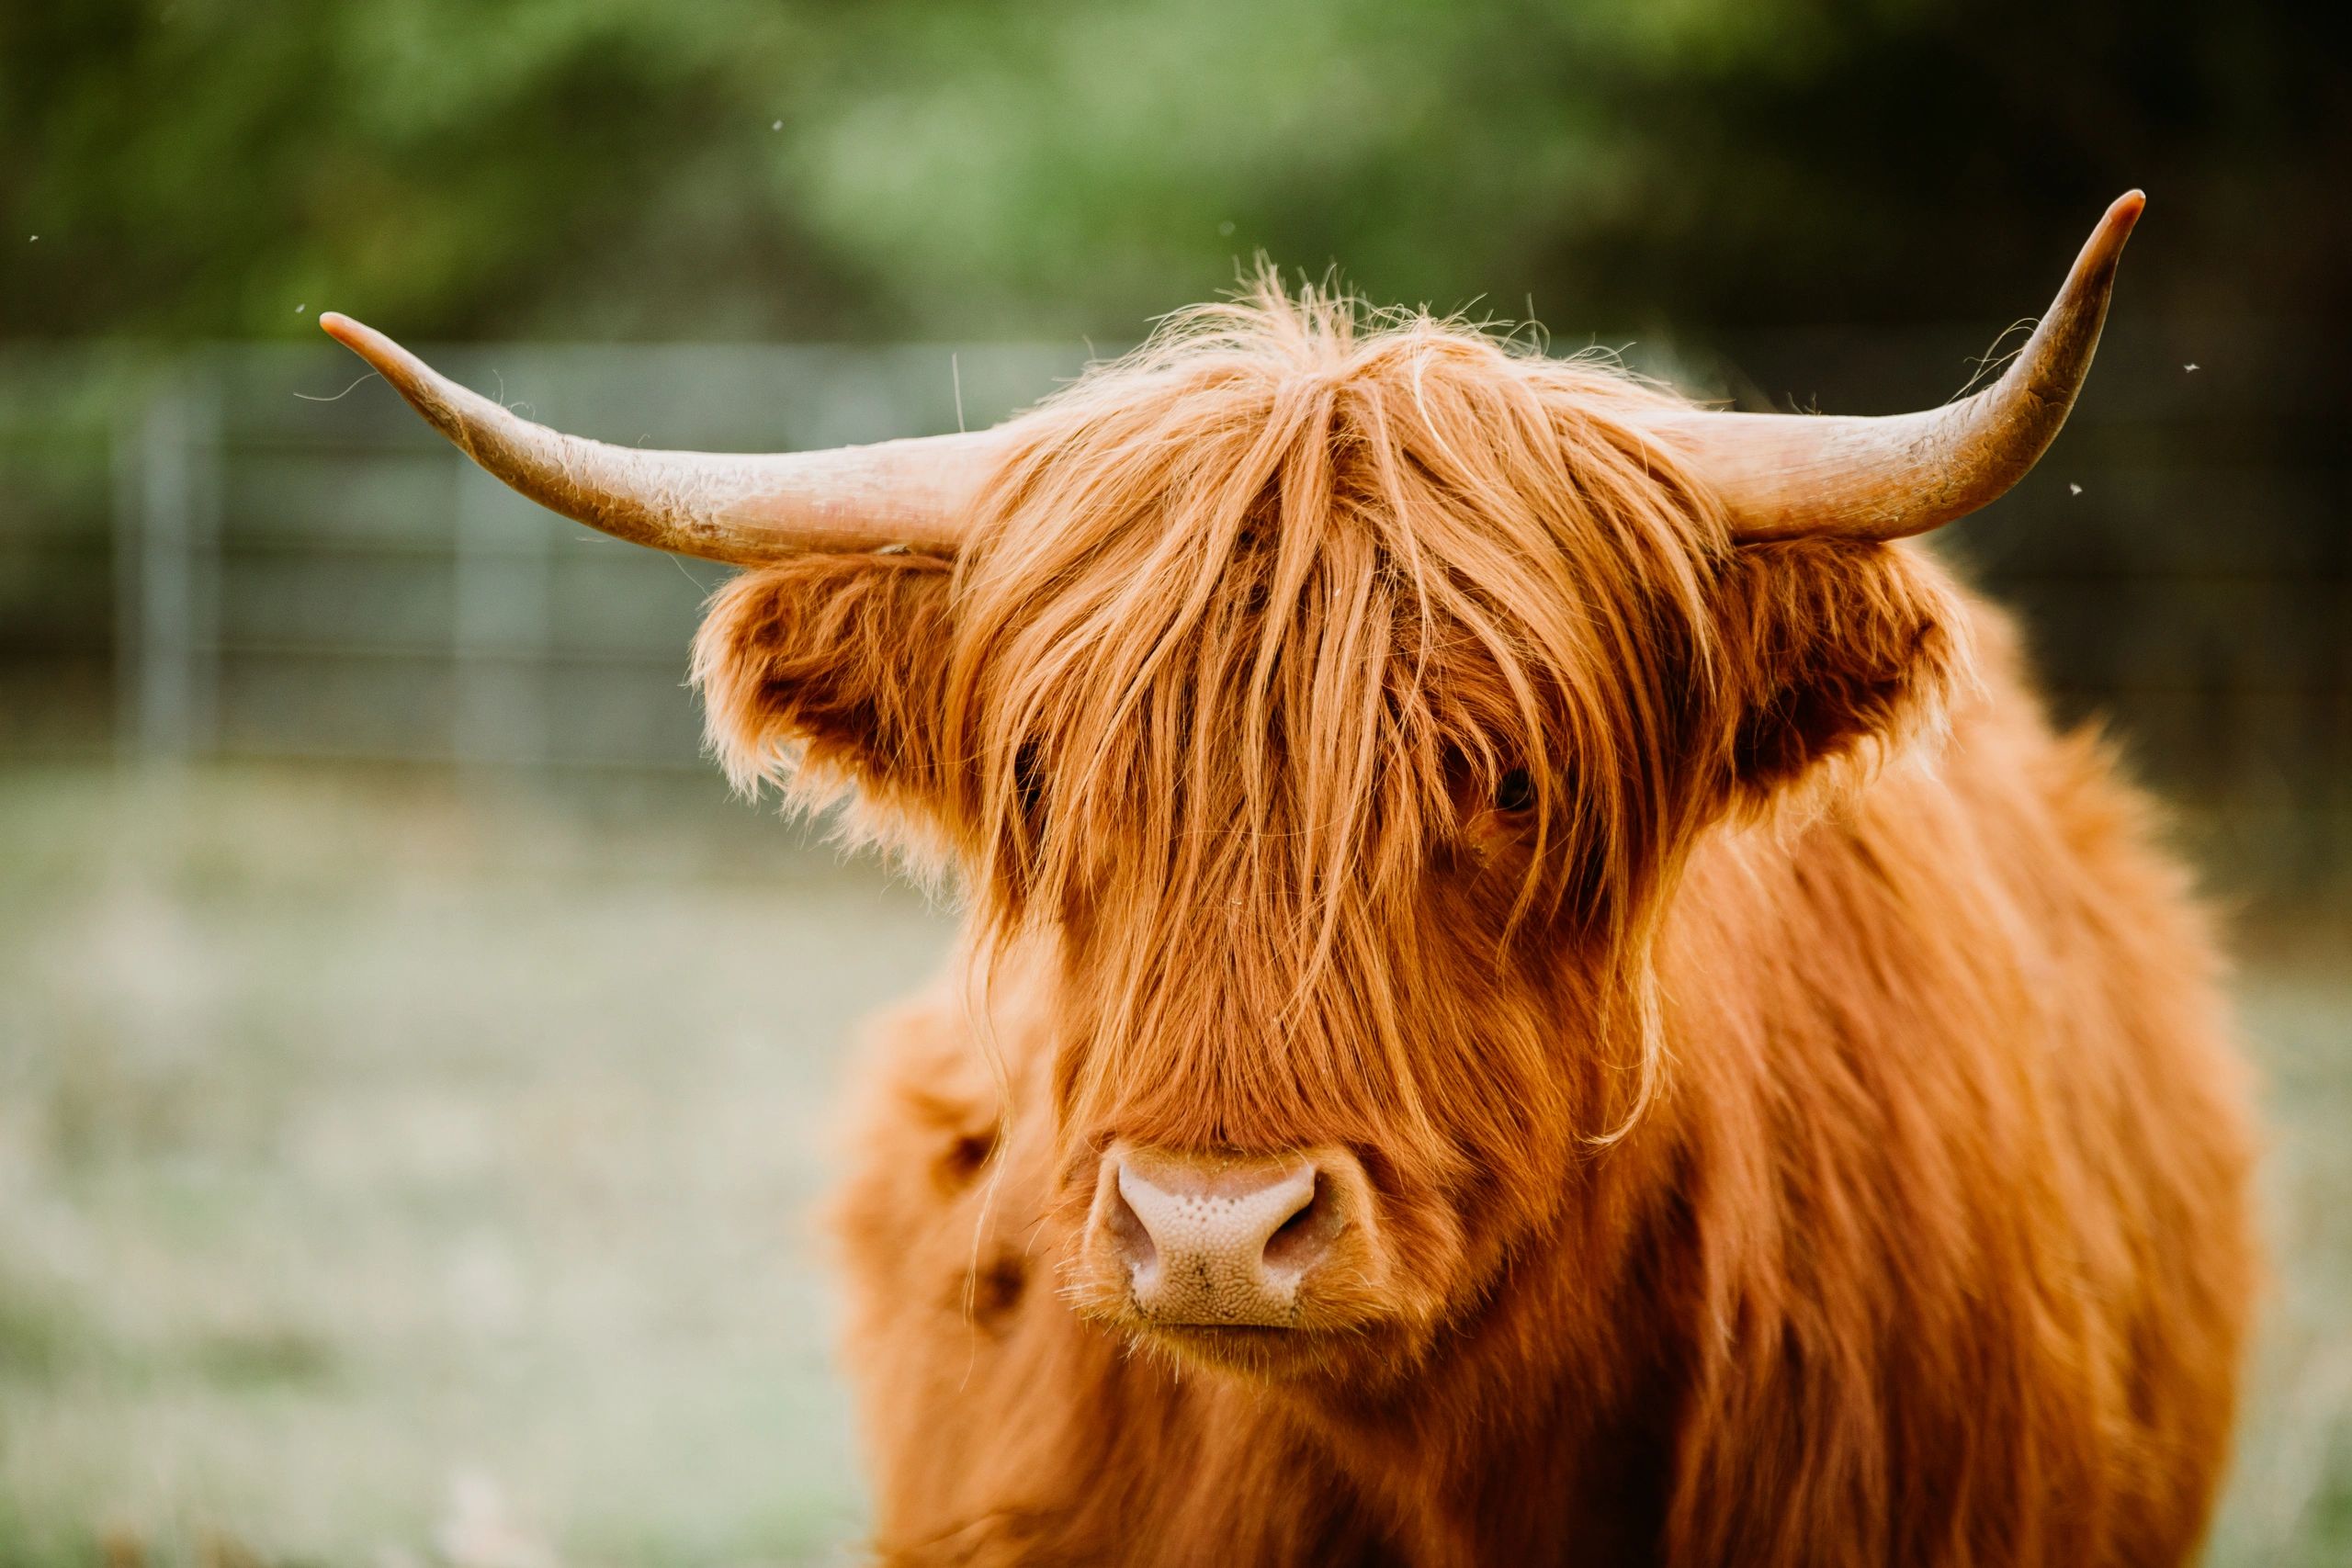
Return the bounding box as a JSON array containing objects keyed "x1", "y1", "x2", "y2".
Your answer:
[
  {"x1": 1639, "y1": 191, "x2": 2144, "y2": 543},
  {"x1": 319, "y1": 313, "x2": 1004, "y2": 563}
]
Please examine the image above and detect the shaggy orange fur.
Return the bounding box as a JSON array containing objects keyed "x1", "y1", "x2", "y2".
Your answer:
[{"x1": 692, "y1": 281, "x2": 2255, "y2": 1565}]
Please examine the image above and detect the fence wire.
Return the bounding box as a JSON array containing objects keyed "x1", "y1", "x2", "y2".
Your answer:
[{"x1": 1, "y1": 333, "x2": 2343, "y2": 895}]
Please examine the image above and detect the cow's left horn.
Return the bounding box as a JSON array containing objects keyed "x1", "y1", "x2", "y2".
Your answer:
[
  {"x1": 318, "y1": 313, "x2": 1003, "y2": 562},
  {"x1": 1641, "y1": 191, "x2": 2144, "y2": 542}
]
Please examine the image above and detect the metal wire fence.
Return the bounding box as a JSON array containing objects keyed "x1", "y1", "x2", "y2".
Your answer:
[
  {"x1": 1, "y1": 330, "x2": 2343, "y2": 893},
  {"x1": 2, "y1": 341, "x2": 1087, "y2": 773}
]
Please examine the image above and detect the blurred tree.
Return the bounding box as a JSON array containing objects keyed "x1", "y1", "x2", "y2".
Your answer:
[{"x1": 1, "y1": 0, "x2": 2343, "y2": 343}]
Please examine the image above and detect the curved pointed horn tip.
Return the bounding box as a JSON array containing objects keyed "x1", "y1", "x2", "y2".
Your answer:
[
  {"x1": 2070, "y1": 190, "x2": 2146, "y2": 284},
  {"x1": 316, "y1": 310, "x2": 379, "y2": 356},
  {"x1": 316, "y1": 312, "x2": 481, "y2": 444},
  {"x1": 318, "y1": 312, "x2": 428, "y2": 387}
]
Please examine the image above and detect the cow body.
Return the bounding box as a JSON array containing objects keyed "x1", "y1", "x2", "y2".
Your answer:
[
  {"x1": 316, "y1": 231, "x2": 2252, "y2": 1567},
  {"x1": 825, "y1": 592, "x2": 2252, "y2": 1566}
]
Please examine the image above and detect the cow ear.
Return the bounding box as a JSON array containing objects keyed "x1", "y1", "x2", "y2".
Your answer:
[
  {"x1": 691, "y1": 554, "x2": 956, "y2": 817},
  {"x1": 1705, "y1": 539, "x2": 1973, "y2": 807}
]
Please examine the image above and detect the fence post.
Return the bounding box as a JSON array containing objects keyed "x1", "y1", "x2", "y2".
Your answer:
[
  {"x1": 113, "y1": 367, "x2": 221, "y2": 765},
  {"x1": 452, "y1": 465, "x2": 553, "y2": 776}
]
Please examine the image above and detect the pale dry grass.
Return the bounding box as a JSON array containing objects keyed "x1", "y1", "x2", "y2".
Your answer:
[
  {"x1": 0, "y1": 767, "x2": 2342, "y2": 1564},
  {"x1": 0, "y1": 767, "x2": 956, "y2": 1567}
]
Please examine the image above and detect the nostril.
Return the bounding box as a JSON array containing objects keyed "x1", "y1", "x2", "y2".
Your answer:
[
  {"x1": 1260, "y1": 1171, "x2": 1336, "y2": 1279},
  {"x1": 1104, "y1": 1175, "x2": 1159, "y2": 1279}
]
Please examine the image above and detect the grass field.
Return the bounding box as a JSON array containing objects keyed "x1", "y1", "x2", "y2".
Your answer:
[{"x1": 0, "y1": 767, "x2": 2345, "y2": 1565}]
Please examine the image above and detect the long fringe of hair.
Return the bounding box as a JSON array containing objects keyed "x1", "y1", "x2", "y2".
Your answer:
[{"x1": 935, "y1": 273, "x2": 1732, "y2": 1161}]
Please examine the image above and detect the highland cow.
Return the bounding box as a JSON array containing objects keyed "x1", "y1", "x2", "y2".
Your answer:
[{"x1": 324, "y1": 191, "x2": 2256, "y2": 1566}]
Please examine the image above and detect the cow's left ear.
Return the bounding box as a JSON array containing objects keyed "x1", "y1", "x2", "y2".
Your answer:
[
  {"x1": 1703, "y1": 538, "x2": 1974, "y2": 807},
  {"x1": 691, "y1": 554, "x2": 956, "y2": 818}
]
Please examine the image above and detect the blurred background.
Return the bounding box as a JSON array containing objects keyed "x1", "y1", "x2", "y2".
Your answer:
[{"x1": 2, "y1": 1, "x2": 2346, "y2": 1563}]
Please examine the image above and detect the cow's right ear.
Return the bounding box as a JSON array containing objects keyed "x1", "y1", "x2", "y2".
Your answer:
[
  {"x1": 690, "y1": 554, "x2": 956, "y2": 816},
  {"x1": 1702, "y1": 537, "x2": 1974, "y2": 811}
]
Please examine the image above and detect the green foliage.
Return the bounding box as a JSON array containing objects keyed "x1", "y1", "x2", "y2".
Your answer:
[{"x1": 3, "y1": 0, "x2": 2342, "y2": 342}]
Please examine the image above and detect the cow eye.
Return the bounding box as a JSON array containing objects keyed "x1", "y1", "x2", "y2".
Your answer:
[
  {"x1": 1012, "y1": 744, "x2": 1048, "y2": 826},
  {"x1": 1494, "y1": 767, "x2": 1535, "y2": 814}
]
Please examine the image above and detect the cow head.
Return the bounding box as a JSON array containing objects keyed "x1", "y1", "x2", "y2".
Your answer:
[{"x1": 323, "y1": 195, "x2": 2142, "y2": 1388}]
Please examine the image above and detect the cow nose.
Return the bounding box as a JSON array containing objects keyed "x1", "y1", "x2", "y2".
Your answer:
[{"x1": 1097, "y1": 1147, "x2": 1344, "y2": 1326}]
